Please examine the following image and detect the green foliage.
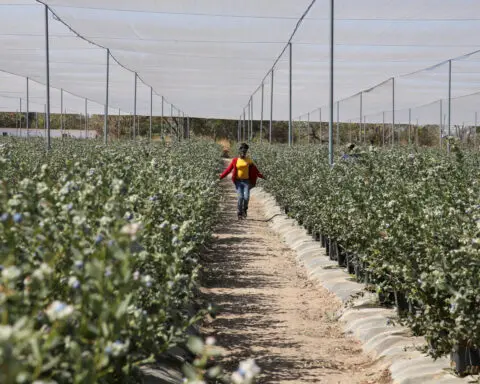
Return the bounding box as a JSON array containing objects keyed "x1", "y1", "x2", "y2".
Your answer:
[
  {"x1": 0, "y1": 138, "x2": 222, "y2": 383},
  {"x1": 255, "y1": 143, "x2": 480, "y2": 358}
]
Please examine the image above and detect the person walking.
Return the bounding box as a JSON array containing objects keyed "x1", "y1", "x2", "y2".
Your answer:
[{"x1": 219, "y1": 143, "x2": 265, "y2": 220}]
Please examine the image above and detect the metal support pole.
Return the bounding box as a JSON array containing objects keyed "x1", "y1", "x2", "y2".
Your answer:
[
  {"x1": 409, "y1": 108, "x2": 412, "y2": 146},
  {"x1": 260, "y1": 82, "x2": 264, "y2": 143},
  {"x1": 183, "y1": 112, "x2": 186, "y2": 139},
  {"x1": 19, "y1": 98, "x2": 22, "y2": 136},
  {"x1": 44, "y1": 4, "x2": 51, "y2": 150},
  {"x1": 439, "y1": 100, "x2": 443, "y2": 149},
  {"x1": 171, "y1": 104, "x2": 174, "y2": 137},
  {"x1": 289, "y1": 42, "x2": 293, "y2": 147},
  {"x1": 149, "y1": 87, "x2": 153, "y2": 141},
  {"x1": 118, "y1": 108, "x2": 121, "y2": 139},
  {"x1": 104, "y1": 49, "x2": 110, "y2": 145},
  {"x1": 475, "y1": 111, "x2": 478, "y2": 150},
  {"x1": 243, "y1": 110, "x2": 246, "y2": 142},
  {"x1": 359, "y1": 92, "x2": 363, "y2": 144},
  {"x1": 161, "y1": 96, "x2": 164, "y2": 139},
  {"x1": 178, "y1": 109, "x2": 181, "y2": 140},
  {"x1": 392, "y1": 77, "x2": 395, "y2": 147},
  {"x1": 247, "y1": 100, "x2": 251, "y2": 142},
  {"x1": 238, "y1": 117, "x2": 241, "y2": 142},
  {"x1": 250, "y1": 97, "x2": 253, "y2": 141},
  {"x1": 133, "y1": 72, "x2": 137, "y2": 140},
  {"x1": 85, "y1": 99, "x2": 88, "y2": 138},
  {"x1": 26, "y1": 77, "x2": 29, "y2": 137},
  {"x1": 336, "y1": 101, "x2": 340, "y2": 146},
  {"x1": 328, "y1": 0, "x2": 334, "y2": 164},
  {"x1": 269, "y1": 70, "x2": 274, "y2": 144},
  {"x1": 448, "y1": 60, "x2": 452, "y2": 153},
  {"x1": 60, "y1": 88, "x2": 64, "y2": 136}
]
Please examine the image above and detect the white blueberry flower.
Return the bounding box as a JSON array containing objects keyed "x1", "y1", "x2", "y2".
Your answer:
[
  {"x1": 45, "y1": 301, "x2": 74, "y2": 321},
  {"x1": 0, "y1": 325, "x2": 13, "y2": 341},
  {"x1": 120, "y1": 223, "x2": 142, "y2": 238},
  {"x1": 2, "y1": 266, "x2": 21, "y2": 281}
]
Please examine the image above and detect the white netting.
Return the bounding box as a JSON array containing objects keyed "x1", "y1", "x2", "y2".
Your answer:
[{"x1": 2, "y1": 0, "x2": 480, "y2": 126}]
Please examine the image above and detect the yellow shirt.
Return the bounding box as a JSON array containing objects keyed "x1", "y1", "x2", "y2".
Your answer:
[{"x1": 236, "y1": 157, "x2": 252, "y2": 180}]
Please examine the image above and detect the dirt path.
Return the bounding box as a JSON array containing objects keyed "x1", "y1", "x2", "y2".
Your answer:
[{"x1": 201, "y1": 178, "x2": 392, "y2": 384}]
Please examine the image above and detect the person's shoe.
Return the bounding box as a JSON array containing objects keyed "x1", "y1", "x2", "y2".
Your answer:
[
  {"x1": 237, "y1": 213, "x2": 243, "y2": 220},
  {"x1": 243, "y1": 209, "x2": 248, "y2": 218}
]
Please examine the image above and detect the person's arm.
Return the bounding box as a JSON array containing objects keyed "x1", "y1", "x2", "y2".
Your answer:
[
  {"x1": 252, "y1": 163, "x2": 265, "y2": 180},
  {"x1": 219, "y1": 159, "x2": 235, "y2": 179}
]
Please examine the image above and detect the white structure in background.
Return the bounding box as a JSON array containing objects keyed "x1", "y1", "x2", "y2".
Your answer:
[{"x1": 0, "y1": 128, "x2": 98, "y2": 139}]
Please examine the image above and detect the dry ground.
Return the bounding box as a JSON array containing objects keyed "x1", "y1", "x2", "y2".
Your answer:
[{"x1": 200, "y1": 177, "x2": 392, "y2": 384}]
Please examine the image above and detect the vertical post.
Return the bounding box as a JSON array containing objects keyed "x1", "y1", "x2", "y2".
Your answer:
[
  {"x1": 85, "y1": 99, "x2": 88, "y2": 138},
  {"x1": 60, "y1": 88, "x2": 64, "y2": 136},
  {"x1": 244, "y1": 110, "x2": 247, "y2": 142},
  {"x1": 448, "y1": 59, "x2": 452, "y2": 153},
  {"x1": 35, "y1": 111, "x2": 38, "y2": 130},
  {"x1": 392, "y1": 77, "x2": 395, "y2": 147},
  {"x1": 269, "y1": 70, "x2": 274, "y2": 144},
  {"x1": 19, "y1": 98, "x2": 22, "y2": 136},
  {"x1": 409, "y1": 108, "x2": 412, "y2": 146},
  {"x1": 250, "y1": 96, "x2": 253, "y2": 141},
  {"x1": 475, "y1": 111, "x2": 478, "y2": 150},
  {"x1": 336, "y1": 101, "x2": 340, "y2": 146},
  {"x1": 118, "y1": 108, "x2": 121, "y2": 139},
  {"x1": 161, "y1": 96, "x2": 164, "y2": 140},
  {"x1": 260, "y1": 82, "x2": 264, "y2": 143},
  {"x1": 187, "y1": 116, "x2": 190, "y2": 139},
  {"x1": 44, "y1": 4, "x2": 51, "y2": 150},
  {"x1": 149, "y1": 87, "x2": 153, "y2": 141},
  {"x1": 359, "y1": 92, "x2": 363, "y2": 144},
  {"x1": 439, "y1": 100, "x2": 443, "y2": 149},
  {"x1": 247, "y1": 100, "x2": 251, "y2": 142},
  {"x1": 178, "y1": 108, "x2": 181, "y2": 140},
  {"x1": 170, "y1": 104, "x2": 174, "y2": 138},
  {"x1": 289, "y1": 42, "x2": 293, "y2": 147},
  {"x1": 104, "y1": 49, "x2": 110, "y2": 145},
  {"x1": 328, "y1": 0, "x2": 334, "y2": 164},
  {"x1": 26, "y1": 77, "x2": 29, "y2": 137},
  {"x1": 133, "y1": 72, "x2": 137, "y2": 140},
  {"x1": 238, "y1": 117, "x2": 241, "y2": 142}
]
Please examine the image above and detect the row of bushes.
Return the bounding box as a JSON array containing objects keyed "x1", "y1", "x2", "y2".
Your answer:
[
  {"x1": 0, "y1": 138, "x2": 221, "y2": 383},
  {"x1": 254, "y1": 142, "x2": 480, "y2": 361}
]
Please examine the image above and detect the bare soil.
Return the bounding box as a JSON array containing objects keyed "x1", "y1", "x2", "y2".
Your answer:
[{"x1": 200, "y1": 178, "x2": 392, "y2": 384}]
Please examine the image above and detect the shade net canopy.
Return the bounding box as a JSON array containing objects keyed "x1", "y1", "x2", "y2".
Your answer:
[{"x1": 1, "y1": 0, "x2": 480, "y2": 126}]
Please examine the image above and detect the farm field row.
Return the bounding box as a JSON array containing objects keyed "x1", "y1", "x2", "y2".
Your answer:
[
  {"x1": 254, "y1": 142, "x2": 480, "y2": 371},
  {"x1": 0, "y1": 138, "x2": 221, "y2": 383}
]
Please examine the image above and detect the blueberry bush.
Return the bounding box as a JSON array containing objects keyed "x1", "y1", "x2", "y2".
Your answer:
[
  {"x1": 0, "y1": 138, "x2": 221, "y2": 383},
  {"x1": 254, "y1": 142, "x2": 480, "y2": 360}
]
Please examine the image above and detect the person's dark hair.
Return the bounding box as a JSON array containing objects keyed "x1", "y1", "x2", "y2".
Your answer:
[{"x1": 239, "y1": 143, "x2": 249, "y2": 152}]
